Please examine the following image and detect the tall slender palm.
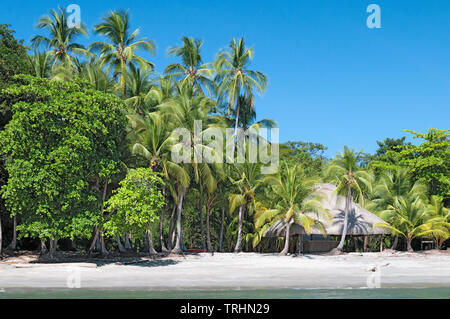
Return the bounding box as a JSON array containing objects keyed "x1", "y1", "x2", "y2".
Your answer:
[
  {"x1": 90, "y1": 10, "x2": 155, "y2": 97},
  {"x1": 158, "y1": 84, "x2": 220, "y2": 252},
  {"x1": 255, "y1": 164, "x2": 330, "y2": 255},
  {"x1": 215, "y1": 37, "x2": 268, "y2": 133},
  {"x1": 165, "y1": 36, "x2": 214, "y2": 95},
  {"x1": 325, "y1": 146, "x2": 373, "y2": 251},
  {"x1": 31, "y1": 7, "x2": 88, "y2": 73},
  {"x1": 125, "y1": 64, "x2": 154, "y2": 113},
  {"x1": 234, "y1": 95, "x2": 276, "y2": 130},
  {"x1": 228, "y1": 161, "x2": 262, "y2": 252},
  {"x1": 126, "y1": 111, "x2": 189, "y2": 252}
]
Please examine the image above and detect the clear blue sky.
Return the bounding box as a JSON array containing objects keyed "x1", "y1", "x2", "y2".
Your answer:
[{"x1": 2, "y1": 0, "x2": 449, "y2": 157}]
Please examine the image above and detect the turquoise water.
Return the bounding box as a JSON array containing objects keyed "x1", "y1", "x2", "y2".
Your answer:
[{"x1": 1, "y1": 287, "x2": 449, "y2": 299}]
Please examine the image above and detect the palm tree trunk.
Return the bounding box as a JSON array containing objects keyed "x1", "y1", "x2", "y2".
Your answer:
[
  {"x1": 120, "y1": 59, "x2": 127, "y2": 97},
  {"x1": 337, "y1": 185, "x2": 352, "y2": 250},
  {"x1": 234, "y1": 93, "x2": 241, "y2": 134},
  {"x1": 280, "y1": 219, "x2": 292, "y2": 255},
  {"x1": 148, "y1": 224, "x2": 157, "y2": 255},
  {"x1": 172, "y1": 187, "x2": 187, "y2": 253},
  {"x1": 406, "y1": 238, "x2": 413, "y2": 252},
  {"x1": 168, "y1": 205, "x2": 176, "y2": 250},
  {"x1": 99, "y1": 179, "x2": 109, "y2": 255},
  {"x1": 7, "y1": 215, "x2": 17, "y2": 250},
  {"x1": 391, "y1": 235, "x2": 399, "y2": 250},
  {"x1": 199, "y1": 194, "x2": 206, "y2": 250},
  {"x1": 206, "y1": 201, "x2": 212, "y2": 252},
  {"x1": 234, "y1": 205, "x2": 244, "y2": 253},
  {"x1": 88, "y1": 229, "x2": 99, "y2": 254},
  {"x1": 160, "y1": 187, "x2": 168, "y2": 252},
  {"x1": 218, "y1": 208, "x2": 225, "y2": 252},
  {"x1": 116, "y1": 234, "x2": 126, "y2": 252},
  {"x1": 100, "y1": 234, "x2": 108, "y2": 255}
]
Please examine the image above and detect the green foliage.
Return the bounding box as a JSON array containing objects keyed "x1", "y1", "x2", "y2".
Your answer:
[
  {"x1": 103, "y1": 168, "x2": 165, "y2": 238},
  {"x1": 0, "y1": 75, "x2": 126, "y2": 241},
  {"x1": 387, "y1": 129, "x2": 450, "y2": 202}
]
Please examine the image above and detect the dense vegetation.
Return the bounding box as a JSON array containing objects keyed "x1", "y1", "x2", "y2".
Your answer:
[{"x1": 0, "y1": 7, "x2": 448, "y2": 257}]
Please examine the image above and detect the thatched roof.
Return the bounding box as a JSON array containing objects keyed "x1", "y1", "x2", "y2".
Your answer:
[{"x1": 263, "y1": 183, "x2": 391, "y2": 237}]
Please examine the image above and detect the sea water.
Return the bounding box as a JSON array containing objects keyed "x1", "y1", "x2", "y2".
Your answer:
[{"x1": 0, "y1": 287, "x2": 449, "y2": 299}]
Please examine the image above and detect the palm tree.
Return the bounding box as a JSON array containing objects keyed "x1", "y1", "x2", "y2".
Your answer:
[
  {"x1": 215, "y1": 37, "x2": 268, "y2": 133},
  {"x1": 375, "y1": 195, "x2": 448, "y2": 252},
  {"x1": 125, "y1": 64, "x2": 154, "y2": 113},
  {"x1": 165, "y1": 36, "x2": 214, "y2": 95},
  {"x1": 78, "y1": 59, "x2": 116, "y2": 93},
  {"x1": 90, "y1": 10, "x2": 155, "y2": 97},
  {"x1": 126, "y1": 111, "x2": 189, "y2": 252},
  {"x1": 255, "y1": 163, "x2": 330, "y2": 255},
  {"x1": 371, "y1": 166, "x2": 427, "y2": 249},
  {"x1": 29, "y1": 51, "x2": 52, "y2": 78},
  {"x1": 234, "y1": 95, "x2": 276, "y2": 131},
  {"x1": 325, "y1": 146, "x2": 373, "y2": 251},
  {"x1": 228, "y1": 161, "x2": 262, "y2": 252},
  {"x1": 424, "y1": 196, "x2": 450, "y2": 249},
  {"x1": 31, "y1": 7, "x2": 88, "y2": 73}
]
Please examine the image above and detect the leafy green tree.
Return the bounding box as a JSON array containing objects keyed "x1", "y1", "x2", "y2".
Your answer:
[
  {"x1": 325, "y1": 146, "x2": 372, "y2": 251},
  {"x1": 387, "y1": 129, "x2": 450, "y2": 203},
  {"x1": 0, "y1": 24, "x2": 33, "y2": 88},
  {"x1": 215, "y1": 37, "x2": 268, "y2": 133},
  {"x1": 424, "y1": 196, "x2": 450, "y2": 249},
  {"x1": 103, "y1": 168, "x2": 165, "y2": 255},
  {"x1": 0, "y1": 75, "x2": 126, "y2": 256},
  {"x1": 91, "y1": 10, "x2": 155, "y2": 96}
]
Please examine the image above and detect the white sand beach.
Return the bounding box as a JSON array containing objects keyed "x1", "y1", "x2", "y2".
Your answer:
[{"x1": 1, "y1": 251, "x2": 449, "y2": 290}]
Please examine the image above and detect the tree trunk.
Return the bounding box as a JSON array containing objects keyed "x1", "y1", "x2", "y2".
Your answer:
[
  {"x1": 206, "y1": 202, "x2": 213, "y2": 252},
  {"x1": 0, "y1": 213, "x2": 2, "y2": 256},
  {"x1": 116, "y1": 234, "x2": 126, "y2": 252},
  {"x1": 168, "y1": 205, "x2": 176, "y2": 250},
  {"x1": 120, "y1": 59, "x2": 127, "y2": 97},
  {"x1": 234, "y1": 90, "x2": 241, "y2": 134},
  {"x1": 279, "y1": 219, "x2": 292, "y2": 255},
  {"x1": 100, "y1": 234, "x2": 108, "y2": 255},
  {"x1": 40, "y1": 239, "x2": 48, "y2": 255},
  {"x1": 49, "y1": 239, "x2": 57, "y2": 257},
  {"x1": 363, "y1": 236, "x2": 369, "y2": 252},
  {"x1": 172, "y1": 187, "x2": 187, "y2": 253},
  {"x1": 234, "y1": 205, "x2": 244, "y2": 253},
  {"x1": 218, "y1": 208, "x2": 225, "y2": 252},
  {"x1": 379, "y1": 235, "x2": 383, "y2": 252},
  {"x1": 88, "y1": 228, "x2": 99, "y2": 254},
  {"x1": 148, "y1": 224, "x2": 157, "y2": 255},
  {"x1": 337, "y1": 185, "x2": 352, "y2": 250},
  {"x1": 407, "y1": 238, "x2": 413, "y2": 252},
  {"x1": 99, "y1": 179, "x2": 109, "y2": 255},
  {"x1": 199, "y1": 194, "x2": 206, "y2": 250},
  {"x1": 391, "y1": 235, "x2": 399, "y2": 250},
  {"x1": 159, "y1": 206, "x2": 168, "y2": 252},
  {"x1": 7, "y1": 215, "x2": 17, "y2": 250},
  {"x1": 124, "y1": 233, "x2": 132, "y2": 250}
]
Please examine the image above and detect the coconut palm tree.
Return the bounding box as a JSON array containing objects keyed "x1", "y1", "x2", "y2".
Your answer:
[
  {"x1": 375, "y1": 195, "x2": 448, "y2": 252},
  {"x1": 165, "y1": 36, "x2": 214, "y2": 95},
  {"x1": 31, "y1": 6, "x2": 88, "y2": 74},
  {"x1": 424, "y1": 196, "x2": 450, "y2": 249},
  {"x1": 228, "y1": 161, "x2": 262, "y2": 252},
  {"x1": 325, "y1": 146, "x2": 373, "y2": 251},
  {"x1": 215, "y1": 37, "x2": 268, "y2": 133},
  {"x1": 90, "y1": 9, "x2": 155, "y2": 97},
  {"x1": 126, "y1": 111, "x2": 189, "y2": 252},
  {"x1": 29, "y1": 51, "x2": 52, "y2": 78},
  {"x1": 371, "y1": 166, "x2": 428, "y2": 249},
  {"x1": 124, "y1": 64, "x2": 154, "y2": 113},
  {"x1": 78, "y1": 59, "x2": 116, "y2": 93},
  {"x1": 255, "y1": 163, "x2": 330, "y2": 255}
]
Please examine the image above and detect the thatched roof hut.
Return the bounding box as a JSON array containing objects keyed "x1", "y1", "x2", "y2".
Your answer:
[{"x1": 263, "y1": 183, "x2": 391, "y2": 237}]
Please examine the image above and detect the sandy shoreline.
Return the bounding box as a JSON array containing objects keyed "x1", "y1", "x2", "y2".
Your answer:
[{"x1": 1, "y1": 251, "x2": 450, "y2": 290}]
